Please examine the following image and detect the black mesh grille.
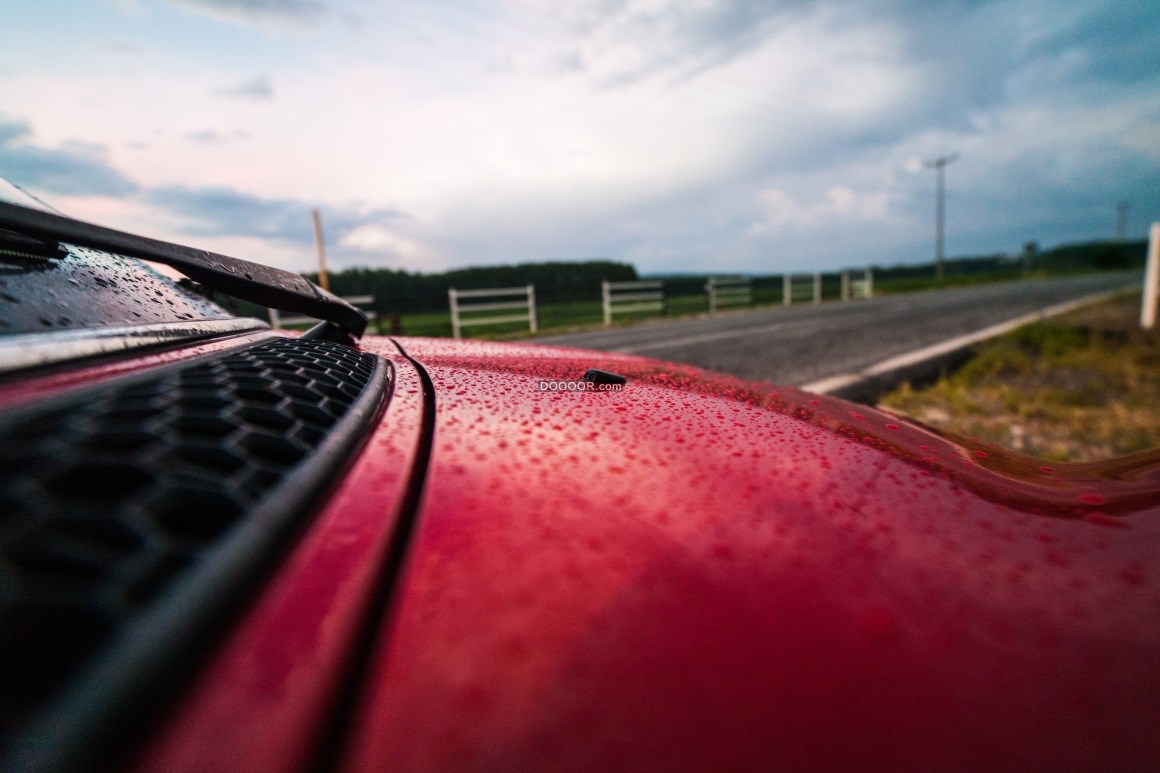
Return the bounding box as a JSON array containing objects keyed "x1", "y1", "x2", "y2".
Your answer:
[{"x1": 0, "y1": 335, "x2": 389, "y2": 765}]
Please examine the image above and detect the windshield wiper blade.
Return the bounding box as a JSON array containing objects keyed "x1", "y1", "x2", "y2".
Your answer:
[{"x1": 0, "y1": 201, "x2": 368, "y2": 340}]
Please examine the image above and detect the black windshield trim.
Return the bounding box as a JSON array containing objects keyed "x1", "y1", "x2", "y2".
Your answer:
[{"x1": 0, "y1": 202, "x2": 367, "y2": 340}]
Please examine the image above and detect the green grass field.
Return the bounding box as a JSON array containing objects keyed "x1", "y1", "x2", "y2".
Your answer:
[
  {"x1": 341, "y1": 266, "x2": 1137, "y2": 341},
  {"x1": 276, "y1": 266, "x2": 1136, "y2": 341},
  {"x1": 382, "y1": 283, "x2": 848, "y2": 339}
]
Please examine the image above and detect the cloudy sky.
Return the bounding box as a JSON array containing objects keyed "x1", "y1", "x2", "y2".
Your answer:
[{"x1": 1, "y1": 0, "x2": 1157, "y2": 275}]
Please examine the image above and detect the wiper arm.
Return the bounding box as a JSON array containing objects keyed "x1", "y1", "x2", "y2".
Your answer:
[{"x1": 0, "y1": 201, "x2": 368, "y2": 341}]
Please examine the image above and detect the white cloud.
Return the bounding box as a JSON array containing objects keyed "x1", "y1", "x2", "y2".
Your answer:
[
  {"x1": 338, "y1": 224, "x2": 432, "y2": 268},
  {"x1": 107, "y1": 0, "x2": 146, "y2": 15},
  {"x1": 749, "y1": 185, "x2": 892, "y2": 235},
  {"x1": 214, "y1": 75, "x2": 274, "y2": 100},
  {"x1": 1, "y1": 0, "x2": 1157, "y2": 275},
  {"x1": 165, "y1": 0, "x2": 326, "y2": 26}
]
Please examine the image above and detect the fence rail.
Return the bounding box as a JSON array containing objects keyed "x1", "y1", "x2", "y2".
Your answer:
[
  {"x1": 449, "y1": 285, "x2": 537, "y2": 339},
  {"x1": 841, "y1": 267, "x2": 874, "y2": 301},
  {"x1": 783, "y1": 273, "x2": 821, "y2": 306},
  {"x1": 602, "y1": 280, "x2": 665, "y2": 326},
  {"x1": 706, "y1": 276, "x2": 753, "y2": 313}
]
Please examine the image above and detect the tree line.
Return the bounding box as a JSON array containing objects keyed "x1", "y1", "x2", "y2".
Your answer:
[{"x1": 304, "y1": 260, "x2": 638, "y2": 314}]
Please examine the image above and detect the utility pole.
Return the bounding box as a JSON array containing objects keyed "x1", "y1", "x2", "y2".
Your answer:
[
  {"x1": 924, "y1": 154, "x2": 958, "y2": 279},
  {"x1": 311, "y1": 208, "x2": 330, "y2": 291},
  {"x1": 1116, "y1": 201, "x2": 1130, "y2": 242}
]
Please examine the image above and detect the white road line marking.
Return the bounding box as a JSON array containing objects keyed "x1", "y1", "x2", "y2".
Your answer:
[{"x1": 799, "y1": 288, "x2": 1130, "y2": 394}]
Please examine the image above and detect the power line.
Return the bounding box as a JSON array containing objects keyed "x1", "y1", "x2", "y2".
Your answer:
[{"x1": 923, "y1": 154, "x2": 958, "y2": 279}]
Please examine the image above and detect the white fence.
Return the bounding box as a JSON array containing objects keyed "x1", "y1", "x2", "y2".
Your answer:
[
  {"x1": 705, "y1": 276, "x2": 753, "y2": 313},
  {"x1": 841, "y1": 268, "x2": 874, "y2": 301},
  {"x1": 449, "y1": 285, "x2": 537, "y2": 339},
  {"x1": 269, "y1": 294, "x2": 376, "y2": 329},
  {"x1": 783, "y1": 273, "x2": 821, "y2": 306},
  {"x1": 602, "y1": 280, "x2": 665, "y2": 326}
]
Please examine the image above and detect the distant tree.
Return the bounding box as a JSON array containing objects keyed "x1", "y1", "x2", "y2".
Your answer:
[
  {"x1": 1022, "y1": 241, "x2": 1038, "y2": 272},
  {"x1": 1092, "y1": 243, "x2": 1128, "y2": 269},
  {"x1": 303, "y1": 260, "x2": 638, "y2": 313}
]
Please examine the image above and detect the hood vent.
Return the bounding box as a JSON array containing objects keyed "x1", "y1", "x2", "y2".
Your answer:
[{"x1": 0, "y1": 335, "x2": 390, "y2": 770}]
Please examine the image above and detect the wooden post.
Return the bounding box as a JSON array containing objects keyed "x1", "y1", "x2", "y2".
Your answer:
[
  {"x1": 602, "y1": 281, "x2": 612, "y2": 326},
  {"x1": 707, "y1": 278, "x2": 716, "y2": 313},
  {"x1": 866, "y1": 266, "x2": 874, "y2": 298},
  {"x1": 1143, "y1": 223, "x2": 1160, "y2": 329},
  {"x1": 268, "y1": 307, "x2": 281, "y2": 329},
  {"x1": 813, "y1": 272, "x2": 821, "y2": 304},
  {"x1": 449, "y1": 288, "x2": 461, "y2": 339},
  {"x1": 783, "y1": 274, "x2": 791, "y2": 306},
  {"x1": 527, "y1": 284, "x2": 538, "y2": 334},
  {"x1": 311, "y1": 208, "x2": 330, "y2": 292},
  {"x1": 841, "y1": 271, "x2": 850, "y2": 301}
]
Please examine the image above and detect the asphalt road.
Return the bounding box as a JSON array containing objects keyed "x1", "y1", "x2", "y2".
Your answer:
[{"x1": 536, "y1": 274, "x2": 1138, "y2": 386}]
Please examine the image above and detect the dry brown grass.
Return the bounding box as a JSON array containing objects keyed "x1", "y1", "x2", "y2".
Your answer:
[{"x1": 878, "y1": 292, "x2": 1160, "y2": 462}]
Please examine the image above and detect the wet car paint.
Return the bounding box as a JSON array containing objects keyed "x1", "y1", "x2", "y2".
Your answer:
[
  {"x1": 4, "y1": 333, "x2": 1156, "y2": 770},
  {"x1": 334, "y1": 337, "x2": 1159, "y2": 771}
]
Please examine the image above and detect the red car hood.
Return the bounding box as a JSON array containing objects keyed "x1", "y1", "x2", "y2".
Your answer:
[{"x1": 139, "y1": 335, "x2": 1160, "y2": 771}]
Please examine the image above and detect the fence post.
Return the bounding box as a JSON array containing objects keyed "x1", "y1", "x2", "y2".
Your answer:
[
  {"x1": 1143, "y1": 223, "x2": 1160, "y2": 329},
  {"x1": 866, "y1": 266, "x2": 874, "y2": 298},
  {"x1": 813, "y1": 272, "x2": 821, "y2": 304},
  {"x1": 782, "y1": 274, "x2": 791, "y2": 306},
  {"x1": 602, "y1": 281, "x2": 612, "y2": 326},
  {"x1": 841, "y1": 271, "x2": 850, "y2": 301},
  {"x1": 527, "y1": 284, "x2": 538, "y2": 333},
  {"x1": 449, "y1": 288, "x2": 461, "y2": 339},
  {"x1": 707, "y1": 278, "x2": 716, "y2": 313},
  {"x1": 268, "y1": 308, "x2": 282, "y2": 329}
]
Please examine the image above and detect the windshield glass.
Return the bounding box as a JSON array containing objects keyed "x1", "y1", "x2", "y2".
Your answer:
[{"x1": 0, "y1": 179, "x2": 263, "y2": 373}]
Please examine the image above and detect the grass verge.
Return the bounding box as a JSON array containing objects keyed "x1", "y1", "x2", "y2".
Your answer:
[
  {"x1": 877, "y1": 291, "x2": 1160, "y2": 462},
  {"x1": 378, "y1": 269, "x2": 1137, "y2": 340}
]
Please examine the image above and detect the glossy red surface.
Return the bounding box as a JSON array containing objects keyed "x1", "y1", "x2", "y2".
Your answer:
[
  {"x1": 132, "y1": 339, "x2": 426, "y2": 773},
  {"x1": 26, "y1": 332, "x2": 1156, "y2": 770},
  {"x1": 334, "y1": 337, "x2": 1160, "y2": 771}
]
